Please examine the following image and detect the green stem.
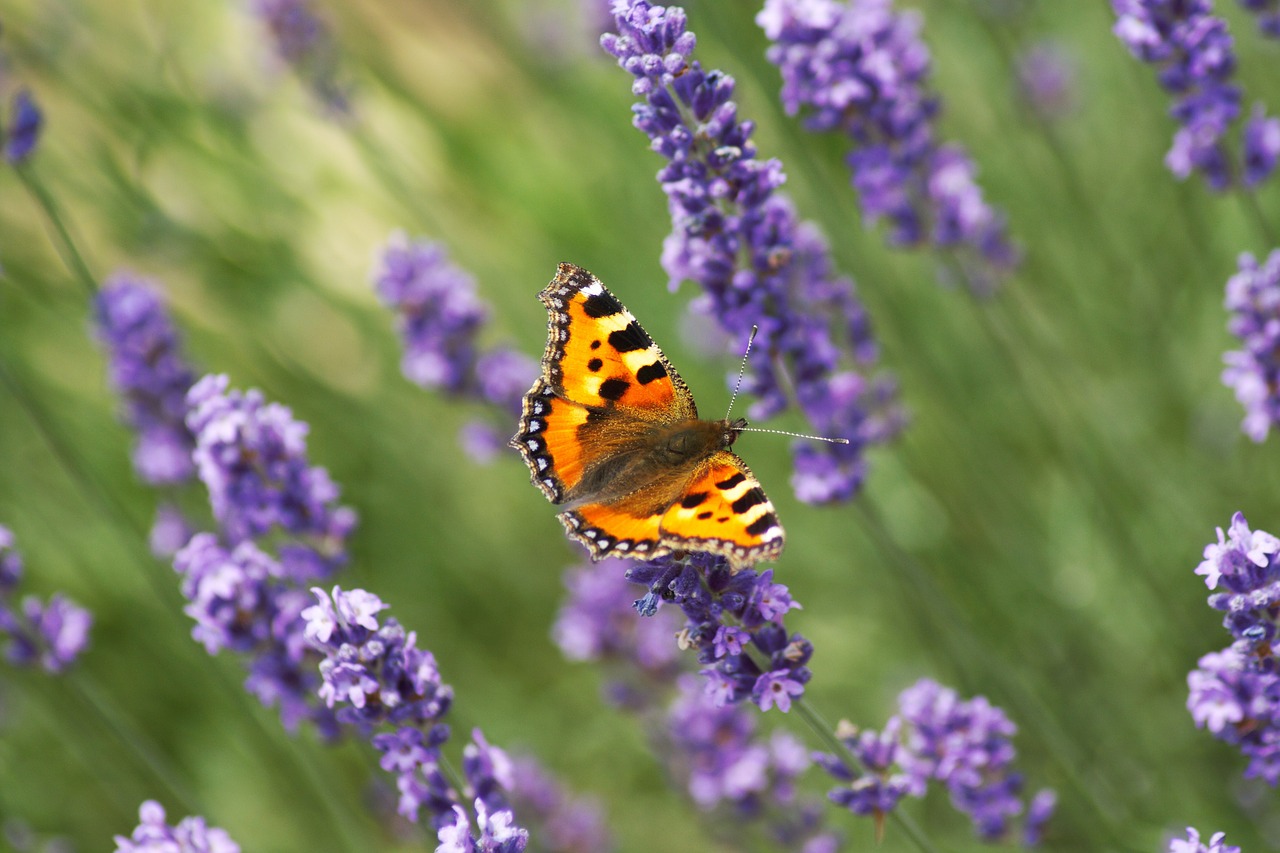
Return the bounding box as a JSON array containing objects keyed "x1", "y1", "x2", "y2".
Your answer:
[{"x1": 13, "y1": 165, "x2": 99, "y2": 296}]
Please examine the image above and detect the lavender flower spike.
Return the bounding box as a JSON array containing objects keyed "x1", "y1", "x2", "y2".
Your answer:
[
  {"x1": 603, "y1": 0, "x2": 903, "y2": 504},
  {"x1": 0, "y1": 525, "x2": 92, "y2": 673},
  {"x1": 758, "y1": 0, "x2": 1019, "y2": 291},
  {"x1": 1240, "y1": 0, "x2": 1280, "y2": 39},
  {"x1": 372, "y1": 234, "x2": 537, "y2": 463},
  {"x1": 1188, "y1": 512, "x2": 1280, "y2": 783},
  {"x1": 3, "y1": 88, "x2": 42, "y2": 164},
  {"x1": 1112, "y1": 0, "x2": 1280, "y2": 190},
  {"x1": 250, "y1": 0, "x2": 351, "y2": 116},
  {"x1": 1167, "y1": 826, "x2": 1241, "y2": 853},
  {"x1": 303, "y1": 585, "x2": 530, "y2": 845},
  {"x1": 818, "y1": 679, "x2": 1055, "y2": 843},
  {"x1": 95, "y1": 274, "x2": 198, "y2": 487},
  {"x1": 1223, "y1": 250, "x2": 1280, "y2": 441},
  {"x1": 113, "y1": 800, "x2": 240, "y2": 853}
]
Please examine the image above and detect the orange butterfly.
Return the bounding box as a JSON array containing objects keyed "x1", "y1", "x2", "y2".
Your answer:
[{"x1": 510, "y1": 263, "x2": 784, "y2": 570}]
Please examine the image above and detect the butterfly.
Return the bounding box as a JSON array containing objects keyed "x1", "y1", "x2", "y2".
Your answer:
[{"x1": 510, "y1": 263, "x2": 784, "y2": 570}]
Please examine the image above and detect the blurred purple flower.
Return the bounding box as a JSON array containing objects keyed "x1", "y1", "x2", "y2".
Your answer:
[
  {"x1": 508, "y1": 756, "x2": 614, "y2": 853},
  {"x1": 0, "y1": 526, "x2": 92, "y2": 673},
  {"x1": 818, "y1": 679, "x2": 1054, "y2": 843},
  {"x1": 758, "y1": 0, "x2": 1018, "y2": 292},
  {"x1": 1222, "y1": 250, "x2": 1280, "y2": 441},
  {"x1": 250, "y1": 0, "x2": 351, "y2": 116},
  {"x1": 112, "y1": 800, "x2": 239, "y2": 853},
  {"x1": 372, "y1": 234, "x2": 538, "y2": 464},
  {"x1": 603, "y1": 0, "x2": 901, "y2": 504},
  {"x1": 1240, "y1": 0, "x2": 1280, "y2": 38},
  {"x1": 94, "y1": 275, "x2": 198, "y2": 487},
  {"x1": 1112, "y1": 0, "x2": 1279, "y2": 189},
  {"x1": 1016, "y1": 41, "x2": 1079, "y2": 121},
  {"x1": 1167, "y1": 826, "x2": 1241, "y2": 853},
  {"x1": 3, "y1": 88, "x2": 41, "y2": 164}
]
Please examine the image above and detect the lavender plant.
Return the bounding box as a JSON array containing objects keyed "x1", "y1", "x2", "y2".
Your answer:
[
  {"x1": 302, "y1": 585, "x2": 529, "y2": 848},
  {"x1": 553, "y1": 557, "x2": 841, "y2": 851},
  {"x1": 0, "y1": 525, "x2": 92, "y2": 673},
  {"x1": 1167, "y1": 826, "x2": 1241, "y2": 853},
  {"x1": 112, "y1": 800, "x2": 239, "y2": 853},
  {"x1": 816, "y1": 679, "x2": 1055, "y2": 844},
  {"x1": 3, "y1": 88, "x2": 41, "y2": 164},
  {"x1": 1112, "y1": 0, "x2": 1280, "y2": 189},
  {"x1": 757, "y1": 0, "x2": 1019, "y2": 292},
  {"x1": 372, "y1": 233, "x2": 538, "y2": 463},
  {"x1": 602, "y1": 0, "x2": 903, "y2": 505},
  {"x1": 1222, "y1": 249, "x2": 1280, "y2": 441},
  {"x1": 249, "y1": 0, "x2": 351, "y2": 116},
  {"x1": 1239, "y1": 0, "x2": 1280, "y2": 38},
  {"x1": 1188, "y1": 511, "x2": 1280, "y2": 783}
]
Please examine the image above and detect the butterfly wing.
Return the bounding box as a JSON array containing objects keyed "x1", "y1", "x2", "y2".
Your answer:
[
  {"x1": 534, "y1": 263, "x2": 696, "y2": 416},
  {"x1": 657, "y1": 451, "x2": 784, "y2": 569},
  {"x1": 511, "y1": 263, "x2": 696, "y2": 504},
  {"x1": 557, "y1": 451, "x2": 784, "y2": 570}
]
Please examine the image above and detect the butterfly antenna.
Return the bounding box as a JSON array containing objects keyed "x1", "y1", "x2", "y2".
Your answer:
[
  {"x1": 724, "y1": 325, "x2": 758, "y2": 420},
  {"x1": 736, "y1": 427, "x2": 850, "y2": 445}
]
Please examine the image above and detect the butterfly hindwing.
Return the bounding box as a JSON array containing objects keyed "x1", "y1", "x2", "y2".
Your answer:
[
  {"x1": 537, "y1": 264, "x2": 696, "y2": 417},
  {"x1": 512, "y1": 379, "x2": 591, "y2": 502},
  {"x1": 658, "y1": 452, "x2": 784, "y2": 568}
]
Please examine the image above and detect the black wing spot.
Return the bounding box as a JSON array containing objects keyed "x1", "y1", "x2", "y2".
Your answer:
[
  {"x1": 607, "y1": 322, "x2": 652, "y2": 353},
  {"x1": 715, "y1": 472, "x2": 747, "y2": 490},
  {"x1": 697, "y1": 511, "x2": 713, "y2": 520},
  {"x1": 587, "y1": 358, "x2": 603, "y2": 372},
  {"x1": 717, "y1": 516, "x2": 729, "y2": 523},
  {"x1": 680, "y1": 491, "x2": 709, "y2": 509},
  {"x1": 635, "y1": 361, "x2": 667, "y2": 385},
  {"x1": 598, "y1": 378, "x2": 630, "y2": 402},
  {"x1": 590, "y1": 339, "x2": 602, "y2": 350},
  {"x1": 731, "y1": 488, "x2": 767, "y2": 514},
  {"x1": 583, "y1": 292, "x2": 624, "y2": 318},
  {"x1": 745, "y1": 513, "x2": 779, "y2": 537}
]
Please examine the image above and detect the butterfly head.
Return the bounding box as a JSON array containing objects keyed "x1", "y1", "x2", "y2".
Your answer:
[{"x1": 723, "y1": 417, "x2": 749, "y2": 449}]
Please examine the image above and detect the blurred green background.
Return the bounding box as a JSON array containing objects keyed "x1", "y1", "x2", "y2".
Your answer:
[{"x1": 1, "y1": 0, "x2": 1278, "y2": 850}]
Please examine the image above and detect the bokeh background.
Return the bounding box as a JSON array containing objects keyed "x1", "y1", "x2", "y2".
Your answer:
[{"x1": 1, "y1": 0, "x2": 1278, "y2": 850}]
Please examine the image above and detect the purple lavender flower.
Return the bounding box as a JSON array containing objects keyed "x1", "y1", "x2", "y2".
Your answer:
[
  {"x1": 628, "y1": 555, "x2": 811, "y2": 713},
  {"x1": 508, "y1": 756, "x2": 614, "y2": 853},
  {"x1": 174, "y1": 533, "x2": 337, "y2": 734},
  {"x1": 0, "y1": 526, "x2": 92, "y2": 673},
  {"x1": 1168, "y1": 826, "x2": 1241, "y2": 853},
  {"x1": 1243, "y1": 105, "x2": 1280, "y2": 187},
  {"x1": 1221, "y1": 250, "x2": 1280, "y2": 442},
  {"x1": 1188, "y1": 512, "x2": 1280, "y2": 782},
  {"x1": 95, "y1": 275, "x2": 198, "y2": 487},
  {"x1": 250, "y1": 0, "x2": 351, "y2": 116},
  {"x1": 186, "y1": 374, "x2": 356, "y2": 559},
  {"x1": 818, "y1": 679, "x2": 1054, "y2": 843},
  {"x1": 3, "y1": 89, "x2": 42, "y2": 164},
  {"x1": 303, "y1": 585, "x2": 532, "y2": 844},
  {"x1": 1187, "y1": 646, "x2": 1280, "y2": 782},
  {"x1": 1016, "y1": 41, "x2": 1079, "y2": 121},
  {"x1": 757, "y1": 0, "x2": 1018, "y2": 292},
  {"x1": 437, "y1": 801, "x2": 529, "y2": 853},
  {"x1": 1112, "y1": 0, "x2": 1280, "y2": 189},
  {"x1": 372, "y1": 235, "x2": 538, "y2": 463},
  {"x1": 1240, "y1": 0, "x2": 1280, "y2": 38},
  {"x1": 552, "y1": 557, "x2": 684, "y2": 708},
  {"x1": 603, "y1": 0, "x2": 902, "y2": 504},
  {"x1": 112, "y1": 800, "x2": 239, "y2": 853}
]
